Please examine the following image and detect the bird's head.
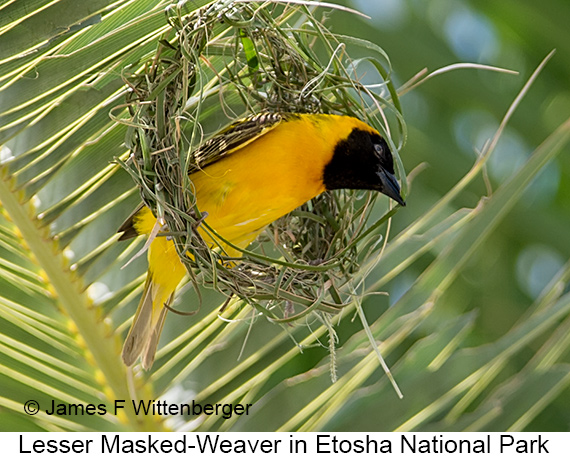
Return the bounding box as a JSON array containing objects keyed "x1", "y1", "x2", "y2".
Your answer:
[{"x1": 323, "y1": 127, "x2": 405, "y2": 206}]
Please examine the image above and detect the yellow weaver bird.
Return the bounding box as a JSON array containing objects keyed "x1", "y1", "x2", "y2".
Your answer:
[{"x1": 119, "y1": 113, "x2": 405, "y2": 369}]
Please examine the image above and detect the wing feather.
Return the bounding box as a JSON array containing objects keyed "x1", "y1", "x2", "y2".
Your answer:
[{"x1": 191, "y1": 112, "x2": 284, "y2": 170}]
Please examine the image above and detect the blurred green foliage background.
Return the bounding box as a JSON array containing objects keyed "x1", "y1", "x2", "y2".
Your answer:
[{"x1": 339, "y1": 0, "x2": 570, "y2": 430}]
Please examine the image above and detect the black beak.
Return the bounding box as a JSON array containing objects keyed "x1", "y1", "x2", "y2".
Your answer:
[{"x1": 378, "y1": 168, "x2": 405, "y2": 206}]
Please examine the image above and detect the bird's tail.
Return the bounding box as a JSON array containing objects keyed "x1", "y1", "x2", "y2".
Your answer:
[
  {"x1": 121, "y1": 274, "x2": 174, "y2": 370},
  {"x1": 121, "y1": 226, "x2": 187, "y2": 370}
]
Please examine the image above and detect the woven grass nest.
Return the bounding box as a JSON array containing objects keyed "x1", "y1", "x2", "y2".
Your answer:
[{"x1": 118, "y1": 0, "x2": 406, "y2": 335}]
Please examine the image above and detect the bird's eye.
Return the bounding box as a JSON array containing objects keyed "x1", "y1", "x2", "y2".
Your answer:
[
  {"x1": 373, "y1": 138, "x2": 395, "y2": 173},
  {"x1": 374, "y1": 142, "x2": 384, "y2": 157}
]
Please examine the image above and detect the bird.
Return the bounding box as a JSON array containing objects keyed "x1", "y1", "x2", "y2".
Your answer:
[{"x1": 118, "y1": 112, "x2": 405, "y2": 369}]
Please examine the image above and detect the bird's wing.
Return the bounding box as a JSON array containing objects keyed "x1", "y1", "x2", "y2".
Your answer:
[
  {"x1": 117, "y1": 203, "x2": 145, "y2": 240},
  {"x1": 190, "y1": 111, "x2": 284, "y2": 171}
]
